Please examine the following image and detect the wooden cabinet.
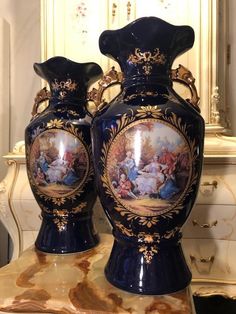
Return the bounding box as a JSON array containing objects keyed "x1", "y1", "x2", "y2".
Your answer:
[
  {"x1": 182, "y1": 158, "x2": 236, "y2": 297},
  {"x1": 0, "y1": 142, "x2": 40, "y2": 260}
]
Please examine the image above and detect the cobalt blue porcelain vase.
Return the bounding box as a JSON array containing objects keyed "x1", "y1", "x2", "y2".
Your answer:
[
  {"x1": 25, "y1": 56, "x2": 102, "y2": 253},
  {"x1": 91, "y1": 17, "x2": 205, "y2": 294}
]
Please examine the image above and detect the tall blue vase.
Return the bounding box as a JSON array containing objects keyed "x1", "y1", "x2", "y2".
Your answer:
[
  {"x1": 91, "y1": 17, "x2": 205, "y2": 294},
  {"x1": 25, "y1": 56, "x2": 102, "y2": 253}
]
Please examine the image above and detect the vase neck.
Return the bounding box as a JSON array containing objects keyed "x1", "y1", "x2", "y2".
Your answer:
[
  {"x1": 122, "y1": 74, "x2": 171, "y2": 89},
  {"x1": 46, "y1": 95, "x2": 89, "y2": 118}
]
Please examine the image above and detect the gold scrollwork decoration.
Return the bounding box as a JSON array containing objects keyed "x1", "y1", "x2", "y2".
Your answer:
[{"x1": 128, "y1": 48, "x2": 166, "y2": 75}]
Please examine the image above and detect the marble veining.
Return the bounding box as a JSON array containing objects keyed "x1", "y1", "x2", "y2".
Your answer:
[{"x1": 0, "y1": 234, "x2": 194, "y2": 313}]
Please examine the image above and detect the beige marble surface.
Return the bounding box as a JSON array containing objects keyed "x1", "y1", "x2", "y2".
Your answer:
[{"x1": 0, "y1": 234, "x2": 195, "y2": 314}]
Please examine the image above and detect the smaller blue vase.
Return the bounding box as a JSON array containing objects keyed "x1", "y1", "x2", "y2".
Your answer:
[{"x1": 25, "y1": 56, "x2": 102, "y2": 253}]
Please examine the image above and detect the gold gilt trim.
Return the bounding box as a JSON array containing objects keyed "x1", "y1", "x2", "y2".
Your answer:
[
  {"x1": 51, "y1": 78, "x2": 77, "y2": 91},
  {"x1": 39, "y1": 202, "x2": 88, "y2": 232},
  {"x1": 7, "y1": 160, "x2": 24, "y2": 256},
  {"x1": 171, "y1": 64, "x2": 200, "y2": 111},
  {"x1": 71, "y1": 202, "x2": 87, "y2": 214},
  {"x1": 128, "y1": 48, "x2": 166, "y2": 75},
  {"x1": 31, "y1": 87, "x2": 51, "y2": 119},
  {"x1": 124, "y1": 91, "x2": 159, "y2": 101},
  {"x1": 53, "y1": 216, "x2": 68, "y2": 232},
  {"x1": 123, "y1": 91, "x2": 181, "y2": 106},
  {"x1": 51, "y1": 78, "x2": 78, "y2": 100},
  {"x1": 52, "y1": 208, "x2": 85, "y2": 232},
  {"x1": 28, "y1": 119, "x2": 94, "y2": 207},
  {"x1": 101, "y1": 107, "x2": 198, "y2": 230},
  {"x1": 139, "y1": 245, "x2": 158, "y2": 264},
  {"x1": 192, "y1": 278, "x2": 236, "y2": 285},
  {"x1": 87, "y1": 65, "x2": 199, "y2": 114},
  {"x1": 193, "y1": 287, "x2": 236, "y2": 300},
  {"x1": 115, "y1": 222, "x2": 181, "y2": 263}
]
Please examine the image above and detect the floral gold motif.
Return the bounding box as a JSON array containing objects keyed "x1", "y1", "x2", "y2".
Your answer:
[
  {"x1": 128, "y1": 48, "x2": 166, "y2": 75},
  {"x1": 138, "y1": 216, "x2": 159, "y2": 228},
  {"x1": 53, "y1": 217, "x2": 68, "y2": 232},
  {"x1": 47, "y1": 119, "x2": 64, "y2": 129},
  {"x1": 52, "y1": 209, "x2": 69, "y2": 232},
  {"x1": 136, "y1": 105, "x2": 162, "y2": 119},
  {"x1": 137, "y1": 232, "x2": 161, "y2": 243},
  {"x1": 115, "y1": 221, "x2": 181, "y2": 263},
  {"x1": 51, "y1": 79, "x2": 78, "y2": 100},
  {"x1": 51, "y1": 79, "x2": 77, "y2": 92},
  {"x1": 139, "y1": 245, "x2": 158, "y2": 264}
]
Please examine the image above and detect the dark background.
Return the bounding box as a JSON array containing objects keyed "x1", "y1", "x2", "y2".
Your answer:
[{"x1": 194, "y1": 296, "x2": 236, "y2": 314}]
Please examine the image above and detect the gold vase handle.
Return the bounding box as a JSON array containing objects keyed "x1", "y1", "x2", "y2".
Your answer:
[
  {"x1": 31, "y1": 87, "x2": 51, "y2": 119},
  {"x1": 87, "y1": 66, "x2": 123, "y2": 114},
  {"x1": 171, "y1": 64, "x2": 200, "y2": 112}
]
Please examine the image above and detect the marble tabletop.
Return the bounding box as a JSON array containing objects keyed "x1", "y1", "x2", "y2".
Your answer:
[{"x1": 0, "y1": 234, "x2": 195, "y2": 314}]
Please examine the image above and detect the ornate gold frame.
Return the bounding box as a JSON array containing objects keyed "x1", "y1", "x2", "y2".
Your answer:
[
  {"x1": 27, "y1": 119, "x2": 94, "y2": 207},
  {"x1": 100, "y1": 108, "x2": 199, "y2": 228}
]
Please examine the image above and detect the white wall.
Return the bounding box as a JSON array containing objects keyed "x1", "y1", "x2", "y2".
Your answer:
[
  {"x1": 0, "y1": 0, "x2": 41, "y2": 160},
  {"x1": 0, "y1": 0, "x2": 41, "y2": 266}
]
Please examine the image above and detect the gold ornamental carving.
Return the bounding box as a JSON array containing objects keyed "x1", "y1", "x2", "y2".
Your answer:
[
  {"x1": 51, "y1": 79, "x2": 78, "y2": 92},
  {"x1": 128, "y1": 48, "x2": 166, "y2": 75}
]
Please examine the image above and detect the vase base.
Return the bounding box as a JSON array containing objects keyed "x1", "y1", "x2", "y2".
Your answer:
[
  {"x1": 105, "y1": 237, "x2": 191, "y2": 295},
  {"x1": 35, "y1": 217, "x2": 99, "y2": 254}
]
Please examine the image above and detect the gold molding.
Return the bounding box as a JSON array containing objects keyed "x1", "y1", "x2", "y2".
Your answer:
[
  {"x1": 192, "y1": 278, "x2": 236, "y2": 285},
  {"x1": 7, "y1": 160, "x2": 23, "y2": 255}
]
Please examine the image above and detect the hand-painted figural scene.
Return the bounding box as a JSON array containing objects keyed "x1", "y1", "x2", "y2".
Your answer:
[
  {"x1": 30, "y1": 130, "x2": 88, "y2": 198},
  {"x1": 107, "y1": 121, "x2": 191, "y2": 216}
]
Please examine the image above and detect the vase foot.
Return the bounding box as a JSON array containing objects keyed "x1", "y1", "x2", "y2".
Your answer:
[
  {"x1": 105, "y1": 237, "x2": 191, "y2": 295},
  {"x1": 35, "y1": 216, "x2": 99, "y2": 254}
]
